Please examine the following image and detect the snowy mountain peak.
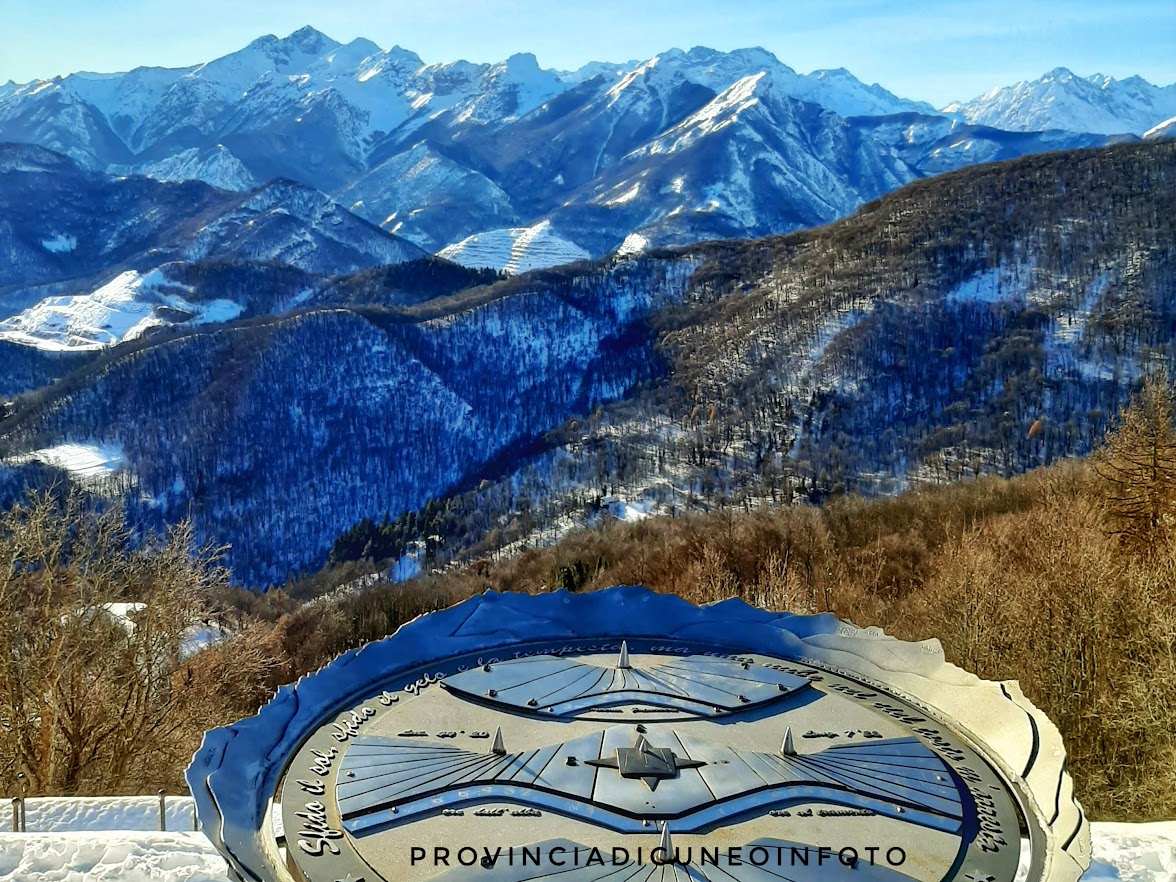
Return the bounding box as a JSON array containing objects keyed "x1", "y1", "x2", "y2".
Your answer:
[
  {"x1": 500, "y1": 52, "x2": 542, "y2": 73},
  {"x1": 286, "y1": 25, "x2": 336, "y2": 55},
  {"x1": 386, "y1": 45, "x2": 426, "y2": 66}
]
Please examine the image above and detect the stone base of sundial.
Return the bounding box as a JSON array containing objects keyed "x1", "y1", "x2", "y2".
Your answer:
[{"x1": 186, "y1": 587, "x2": 1089, "y2": 882}]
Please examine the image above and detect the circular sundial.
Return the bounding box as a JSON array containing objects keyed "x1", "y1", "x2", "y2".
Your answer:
[{"x1": 187, "y1": 587, "x2": 1089, "y2": 882}]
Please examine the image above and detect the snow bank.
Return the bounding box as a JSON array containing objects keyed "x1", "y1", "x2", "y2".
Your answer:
[
  {"x1": 1090, "y1": 821, "x2": 1176, "y2": 882},
  {"x1": 0, "y1": 833, "x2": 231, "y2": 882},
  {"x1": 20, "y1": 797, "x2": 196, "y2": 833},
  {"x1": 616, "y1": 232, "x2": 649, "y2": 257},
  {"x1": 40, "y1": 234, "x2": 77, "y2": 254},
  {"x1": 0, "y1": 797, "x2": 1171, "y2": 881}
]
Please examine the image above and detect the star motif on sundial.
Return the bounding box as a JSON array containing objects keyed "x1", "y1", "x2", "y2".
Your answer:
[
  {"x1": 585, "y1": 733, "x2": 706, "y2": 790},
  {"x1": 964, "y1": 872, "x2": 996, "y2": 882}
]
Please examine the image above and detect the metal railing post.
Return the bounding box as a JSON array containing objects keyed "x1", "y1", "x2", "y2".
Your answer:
[
  {"x1": 158, "y1": 789, "x2": 166, "y2": 831},
  {"x1": 16, "y1": 774, "x2": 26, "y2": 832},
  {"x1": 11, "y1": 797, "x2": 19, "y2": 833}
]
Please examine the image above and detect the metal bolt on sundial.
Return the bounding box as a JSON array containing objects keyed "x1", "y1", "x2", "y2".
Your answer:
[{"x1": 186, "y1": 586, "x2": 1090, "y2": 882}]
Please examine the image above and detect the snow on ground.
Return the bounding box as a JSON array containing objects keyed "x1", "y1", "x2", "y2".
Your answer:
[
  {"x1": 19, "y1": 797, "x2": 197, "y2": 834},
  {"x1": 0, "y1": 833, "x2": 231, "y2": 882},
  {"x1": 0, "y1": 270, "x2": 243, "y2": 351},
  {"x1": 179, "y1": 621, "x2": 230, "y2": 661},
  {"x1": 62, "y1": 604, "x2": 228, "y2": 661},
  {"x1": 603, "y1": 181, "x2": 642, "y2": 206},
  {"x1": 606, "y1": 496, "x2": 654, "y2": 522},
  {"x1": 616, "y1": 232, "x2": 649, "y2": 257},
  {"x1": 40, "y1": 234, "x2": 77, "y2": 254},
  {"x1": 0, "y1": 799, "x2": 1171, "y2": 880},
  {"x1": 945, "y1": 264, "x2": 1031, "y2": 304},
  {"x1": 437, "y1": 220, "x2": 590, "y2": 274},
  {"x1": 9, "y1": 442, "x2": 124, "y2": 485}
]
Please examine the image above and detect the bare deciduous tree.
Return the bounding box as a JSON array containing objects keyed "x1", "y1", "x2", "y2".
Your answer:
[
  {"x1": 0, "y1": 490, "x2": 232, "y2": 796},
  {"x1": 1096, "y1": 369, "x2": 1176, "y2": 551}
]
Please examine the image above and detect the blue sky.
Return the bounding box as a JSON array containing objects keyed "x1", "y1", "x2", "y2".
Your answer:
[{"x1": 2, "y1": 0, "x2": 1173, "y2": 105}]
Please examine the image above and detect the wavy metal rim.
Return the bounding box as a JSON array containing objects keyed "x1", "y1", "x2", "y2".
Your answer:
[{"x1": 185, "y1": 585, "x2": 1090, "y2": 882}]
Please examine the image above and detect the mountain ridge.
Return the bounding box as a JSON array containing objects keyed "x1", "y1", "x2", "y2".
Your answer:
[
  {"x1": 944, "y1": 66, "x2": 1176, "y2": 135},
  {"x1": 0, "y1": 27, "x2": 1150, "y2": 271}
]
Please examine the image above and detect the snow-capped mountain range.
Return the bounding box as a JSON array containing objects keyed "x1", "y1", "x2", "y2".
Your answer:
[
  {"x1": 1, "y1": 27, "x2": 1162, "y2": 275},
  {"x1": 945, "y1": 68, "x2": 1176, "y2": 136}
]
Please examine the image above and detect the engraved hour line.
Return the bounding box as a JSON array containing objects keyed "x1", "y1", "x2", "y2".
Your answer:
[
  {"x1": 341, "y1": 750, "x2": 498, "y2": 793},
  {"x1": 335, "y1": 761, "x2": 507, "y2": 809},
  {"x1": 493, "y1": 661, "x2": 596, "y2": 694},
  {"x1": 649, "y1": 665, "x2": 744, "y2": 698},
  {"x1": 622, "y1": 669, "x2": 691, "y2": 698},
  {"x1": 342, "y1": 752, "x2": 507, "y2": 802},
  {"x1": 659, "y1": 661, "x2": 787, "y2": 688},
  {"x1": 511, "y1": 665, "x2": 604, "y2": 702},
  {"x1": 804, "y1": 757, "x2": 958, "y2": 811}
]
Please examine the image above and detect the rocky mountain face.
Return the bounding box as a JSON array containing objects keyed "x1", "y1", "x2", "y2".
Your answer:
[
  {"x1": 0, "y1": 29, "x2": 1143, "y2": 272},
  {"x1": 0, "y1": 141, "x2": 1170, "y2": 585}
]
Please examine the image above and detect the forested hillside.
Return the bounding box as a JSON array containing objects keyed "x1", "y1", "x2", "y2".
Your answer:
[
  {"x1": 0, "y1": 257, "x2": 697, "y2": 583},
  {"x1": 407, "y1": 139, "x2": 1176, "y2": 565},
  {"x1": 0, "y1": 140, "x2": 1171, "y2": 584}
]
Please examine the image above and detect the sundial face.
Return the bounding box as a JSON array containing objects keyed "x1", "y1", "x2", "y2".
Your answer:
[{"x1": 187, "y1": 588, "x2": 1090, "y2": 882}]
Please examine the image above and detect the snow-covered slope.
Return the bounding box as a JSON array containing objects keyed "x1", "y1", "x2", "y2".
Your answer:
[
  {"x1": 0, "y1": 269, "x2": 241, "y2": 351},
  {"x1": 7, "y1": 442, "x2": 125, "y2": 487},
  {"x1": 337, "y1": 142, "x2": 517, "y2": 250},
  {"x1": 438, "y1": 220, "x2": 590, "y2": 274},
  {"x1": 109, "y1": 145, "x2": 256, "y2": 190},
  {"x1": 1145, "y1": 116, "x2": 1176, "y2": 140},
  {"x1": 945, "y1": 68, "x2": 1176, "y2": 135}
]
